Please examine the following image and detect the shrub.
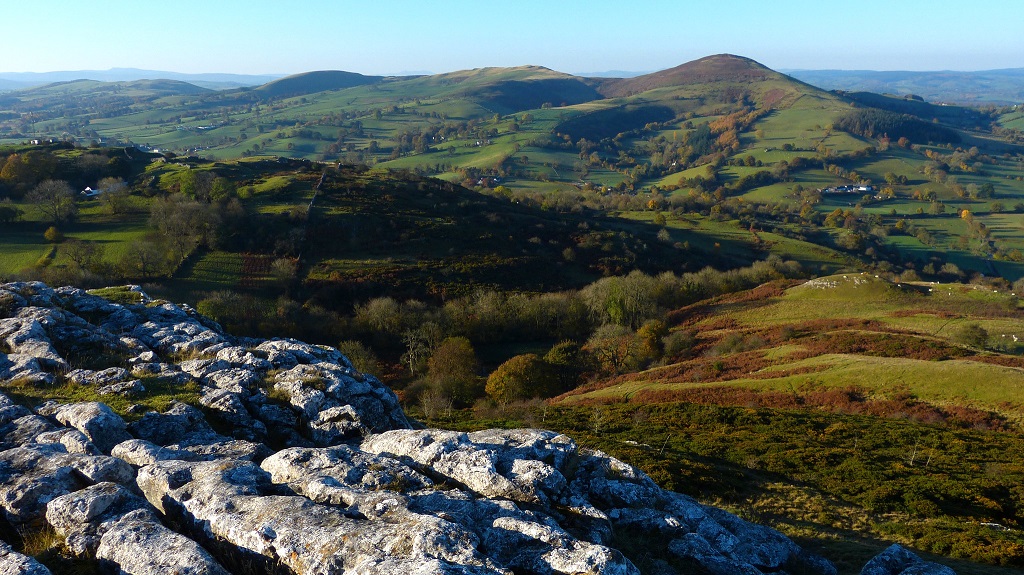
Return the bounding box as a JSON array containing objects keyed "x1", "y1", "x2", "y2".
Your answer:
[
  {"x1": 663, "y1": 330, "x2": 697, "y2": 357},
  {"x1": 485, "y1": 353, "x2": 556, "y2": 405},
  {"x1": 337, "y1": 340, "x2": 380, "y2": 375},
  {"x1": 43, "y1": 226, "x2": 63, "y2": 243},
  {"x1": 953, "y1": 323, "x2": 989, "y2": 349}
]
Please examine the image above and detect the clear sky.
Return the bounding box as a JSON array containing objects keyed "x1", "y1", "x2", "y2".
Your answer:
[{"x1": 4, "y1": 0, "x2": 1021, "y2": 75}]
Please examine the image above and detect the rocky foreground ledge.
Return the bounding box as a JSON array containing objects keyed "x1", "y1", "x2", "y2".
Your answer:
[{"x1": 0, "y1": 281, "x2": 955, "y2": 575}]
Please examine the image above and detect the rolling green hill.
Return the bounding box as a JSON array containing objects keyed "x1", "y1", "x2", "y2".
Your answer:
[
  {"x1": 2, "y1": 53, "x2": 1024, "y2": 285},
  {"x1": 254, "y1": 70, "x2": 382, "y2": 98}
]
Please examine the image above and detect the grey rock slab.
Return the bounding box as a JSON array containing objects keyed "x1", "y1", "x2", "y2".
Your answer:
[
  {"x1": 308, "y1": 404, "x2": 365, "y2": 444},
  {"x1": 261, "y1": 445, "x2": 433, "y2": 493},
  {"x1": 0, "y1": 352, "x2": 53, "y2": 385},
  {"x1": 362, "y1": 429, "x2": 572, "y2": 506},
  {"x1": 0, "y1": 539, "x2": 53, "y2": 575},
  {"x1": 668, "y1": 533, "x2": 763, "y2": 575},
  {"x1": 178, "y1": 358, "x2": 231, "y2": 380},
  {"x1": 40, "y1": 401, "x2": 131, "y2": 454},
  {"x1": 0, "y1": 316, "x2": 66, "y2": 371},
  {"x1": 177, "y1": 438, "x2": 271, "y2": 463},
  {"x1": 861, "y1": 544, "x2": 957, "y2": 575},
  {"x1": 112, "y1": 439, "x2": 203, "y2": 466},
  {"x1": 258, "y1": 402, "x2": 298, "y2": 427},
  {"x1": 65, "y1": 367, "x2": 129, "y2": 387},
  {"x1": 97, "y1": 379, "x2": 146, "y2": 397},
  {"x1": 255, "y1": 338, "x2": 347, "y2": 366},
  {"x1": 199, "y1": 388, "x2": 265, "y2": 438},
  {"x1": 46, "y1": 481, "x2": 160, "y2": 557},
  {"x1": 0, "y1": 287, "x2": 29, "y2": 313},
  {"x1": 0, "y1": 443, "x2": 86, "y2": 525},
  {"x1": 137, "y1": 459, "x2": 500, "y2": 575},
  {"x1": 204, "y1": 366, "x2": 261, "y2": 392},
  {"x1": 700, "y1": 505, "x2": 801, "y2": 571},
  {"x1": 215, "y1": 346, "x2": 272, "y2": 371},
  {"x1": 0, "y1": 392, "x2": 31, "y2": 425},
  {"x1": 35, "y1": 428, "x2": 101, "y2": 455},
  {"x1": 128, "y1": 402, "x2": 218, "y2": 446},
  {"x1": 2, "y1": 281, "x2": 57, "y2": 308},
  {"x1": 97, "y1": 518, "x2": 232, "y2": 575},
  {"x1": 0, "y1": 414, "x2": 59, "y2": 449},
  {"x1": 406, "y1": 490, "x2": 631, "y2": 575}
]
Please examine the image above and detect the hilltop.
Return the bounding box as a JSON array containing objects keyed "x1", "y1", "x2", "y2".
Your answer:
[
  {"x1": 597, "y1": 54, "x2": 784, "y2": 97},
  {"x1": 254, "y1": 70, "x2": 382, "y2": 98}
]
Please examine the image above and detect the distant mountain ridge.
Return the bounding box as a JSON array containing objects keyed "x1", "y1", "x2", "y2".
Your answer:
[
  {"x1": 0, "y1": 68, "x2": 282, "y2": 91},
  {"x1": 785, "y1": 67, "x2": 1024, "y2": 104},
  {"x1": 4, "y1": 62, "x2": 1023, "y2": 103}
]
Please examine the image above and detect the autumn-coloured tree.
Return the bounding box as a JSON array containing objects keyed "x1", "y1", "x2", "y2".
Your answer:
[{"x1": 485, "y1": 353, "x2": 555, "y2": 405}]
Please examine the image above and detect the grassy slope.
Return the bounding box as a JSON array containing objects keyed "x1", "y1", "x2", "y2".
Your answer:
[{"x1": 563, "y1": 273, "x2": 1024, "y2": 416}]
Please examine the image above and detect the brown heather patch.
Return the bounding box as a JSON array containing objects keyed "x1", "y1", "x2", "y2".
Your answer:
[
  {"x1": 800, "y1": 330, "x2": 971, "y2": 361},
  {"x1": 629, "y1": 385, "x2": 1008, "y2": 430},
  {"x1": 966, "y1": 355, "x2": 1024, "y2": 369},
  {"x1": 790, "y1": 317, "x2": 900, "y2": 333},
  {"x1": 887, "y1": 308, "x2": 960, "y2": 319},
  {"x1": 718, "y1": 279, "x2": 798, "y2": 303},
  {"x1": 665, "y1": 279, "x2": 796, "y2": 328}
]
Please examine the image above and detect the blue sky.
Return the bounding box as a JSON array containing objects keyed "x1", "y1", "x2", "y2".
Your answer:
[{"x1": 4, "y1": 0, "x2": 1021, "y2": 75}]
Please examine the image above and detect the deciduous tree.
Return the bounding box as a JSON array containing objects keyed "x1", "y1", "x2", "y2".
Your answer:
[
  {"x1": 426, "y1": 337, "x2": 480, "y2": 405},
  {"x1": 485, "y1": 353, "x2": 555, "y2": 405},
  {"x1": 27, "y1": 179, "x2": 77, "y2": 225}
]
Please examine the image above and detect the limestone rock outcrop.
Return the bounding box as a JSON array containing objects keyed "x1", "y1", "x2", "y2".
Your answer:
[
  {"x1": 860, "y1": 544, "x2": 957, "y2": 575},
  {"x1": 0, "y1": 282, "x2": 955, "y2": 574}
]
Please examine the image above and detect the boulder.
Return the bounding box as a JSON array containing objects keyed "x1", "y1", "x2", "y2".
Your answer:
[
  {"x1": 198, "y1": 387, "x2": 266, "y2": 441},
  {"x1": 215, "y1": 345, "x2": 273, "y2": 371},
  {"x1": 97, "y1": 379, "x2": 146, "y2": 397},
  {"x1": 65, "y1": 367, "x2": 130, "y2": 387},
  {"x1": 362, "y1": 429, "x2": 582, "y2": 507},
  {"x1": 260, "y1": 445, "x2": 434, "y2": 496},
  {"x1": 0, "y1": 352, "x2": 54, "y2": 385},
  {"x1": 0, "y1": 444, "x2": 86, "y2": 525},
  {"x1": 97, "y1": 518, "x2": 232, "y2": 575},
  {"x1": 46, "y1": 481, "x2": 160, "y2": 557},
  {"x1": 0, "y1": 314, "x2": 67, "y2": 371},
  {"x1": 35, "y1": 428, "x2": 101, "y2": 455},
  {"x1": 861, "y1": 544, "x2": 956, "y2": 575},
  {"x1": 0, "y1": 414, "x2": 59, "y2": 449},
  {"x1": 112, "y1": 439, "x2": 203, "y2": 466},
  {"x1": 129, "y1": 402, "x2": 217, "y2": 445},
  {"x1": 0, "y1": 539, "x2": 52, "y2": 575},
  {"x1": 0, "y1": 392, "x2": 32, "y2": 425},
  {"x1": 38, "y1": 401, "x2": 131, "y2": 454}
]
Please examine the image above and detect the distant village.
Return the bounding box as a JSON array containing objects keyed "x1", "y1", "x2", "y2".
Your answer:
[
  {"x1": 819, "y1": 184, "x2": 876, "y2": 195},
  {"x1": 818, "y1": 184, "x2": 890, "y2": 201}
]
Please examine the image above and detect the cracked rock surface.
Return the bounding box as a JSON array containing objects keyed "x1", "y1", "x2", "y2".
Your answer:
[{"x1": 0, "y1": 282, "x2": 951, "y2": 574}]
